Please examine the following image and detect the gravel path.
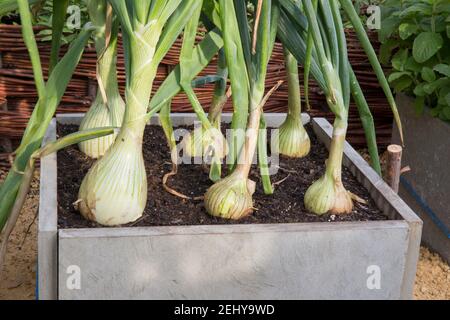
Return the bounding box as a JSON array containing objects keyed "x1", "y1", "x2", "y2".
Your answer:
[{"x1": 0, "y1": 170, "x2": 448, "y2": 300}]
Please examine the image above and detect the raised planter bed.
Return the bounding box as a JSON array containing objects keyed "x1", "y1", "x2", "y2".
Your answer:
[
  {"x1": 392, "y1": 94, "x2": 450, "y2": 263},
  {"x1": 38, "y1": 113, "x2": 422, "y2": 300}
]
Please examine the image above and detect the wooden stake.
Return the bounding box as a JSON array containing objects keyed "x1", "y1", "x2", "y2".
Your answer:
[{"x1": 386, "y1": 144, "x2": 403, "y2": 193}]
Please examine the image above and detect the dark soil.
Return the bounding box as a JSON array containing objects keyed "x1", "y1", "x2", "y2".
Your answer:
[{"x1": 57, "y1": 124, "x2": 388, "y2": 229}]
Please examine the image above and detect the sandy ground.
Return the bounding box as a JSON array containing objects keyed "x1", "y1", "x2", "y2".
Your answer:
[
  {"x1": 0, "y1": 169, "x2": 448, "y2": 300},
  {"x1": 414, "y1": 247, "x2": 450, "y2": 299},
  {"x1": 0, "y1": 171, "x2": 38, "y2": 300}
]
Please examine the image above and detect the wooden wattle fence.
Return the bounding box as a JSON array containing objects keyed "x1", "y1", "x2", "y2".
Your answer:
[{"x1": 0, "y1": 24, "x2": 394, "y2": 169}]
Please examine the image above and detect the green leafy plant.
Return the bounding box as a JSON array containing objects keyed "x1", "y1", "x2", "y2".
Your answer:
[
  {"x1": 0, "y1": 0, "x2": 40, "y2": 19},
  {"x1": 379, "y1": 0, "x2": 450, "y2": 120}
]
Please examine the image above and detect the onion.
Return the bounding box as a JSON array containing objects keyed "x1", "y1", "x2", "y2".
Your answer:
[
  {"x1": 78, "y1": 125, "x2": 147, "y2": 226},
  {"x1": 275, "y1": 115, "x2": 311, "y2": 158},
  {"x1": 79, "y1": 93, "x2": 124, "y2": 158},
  {"x1": 183, "y1": 126, "x2": 228, "y2": 159},
  {"x1": 301, "y1": 1, "x2": 355, "y2": 216},
  {"x1": 275, "y1": 48, "x2": 310, "y2": 158},
  {"x1": 304, "y1": 174, "x2": 353, "y2": 215},
  {"x1": 77, "y1": 0, "x2": 198, "y2": 225},
  {"x1": 204, "y1": 172, "x2": 256, "y2": 220},
  {"x1": 79, "y1": 0, "x2": 125, "y2": 158},
  {"x1": 304, "y1": 121, "x2": 353, "y2": 215}
]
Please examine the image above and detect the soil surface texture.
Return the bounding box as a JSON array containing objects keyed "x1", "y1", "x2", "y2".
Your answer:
[{"x1": 57, "y1": 124, "x2": 387, "y2": 228}]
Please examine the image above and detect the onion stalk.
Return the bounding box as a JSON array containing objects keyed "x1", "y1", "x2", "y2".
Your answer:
[
  {"x1": 49, "y1": 0, "x2": 70, "y2": 73},
  {"x1": 277, "y1": 0, "x2": 389, "y2": 176},
  {"x1": 154, "y1": 30, "x2": 226, "y2": 166},
  {"x1": 156, "y1": 28, "x2": 226, "y2": 194},
  {"x1": 205, "y1": 0, "x2": 279, "y2": 219},
  {"x1": 78, "y1": 0, "x2": 200, "y2": 226},
  {"x1": 177, "y1": 14, "x2": 228, "y2": 183},
  {"x1": 275, "y1": 47, "x2": 310, "y2": 158},
  {"x1": 183, "y1": 49, "x2": 229, "y2": 161},
  {"x1": 78, "y1": 0, "x2": 125, "y2": 159},
  {"x1": 302, "y1": 0, "x2": 354, "y2": 215}
]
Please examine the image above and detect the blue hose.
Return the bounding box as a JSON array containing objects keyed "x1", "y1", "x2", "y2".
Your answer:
[{"x1": 400, "y1": 176, "x2": 450, "y2": 239}]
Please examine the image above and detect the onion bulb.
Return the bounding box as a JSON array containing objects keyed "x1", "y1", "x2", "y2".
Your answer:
[
  {"x1": 183, "y1": 126, "x2": 228, "y2": 159},
  {"x1": 304, "y1": 122, "x2": 354, "y2": 215},
  {"x1": 304, "y1": 173, "x2": 353, "y2": 215},
  {"x1": 79, "y1": 2, "x2": 124, "y2": 158},
  {"x1": 79, "y1": 92, "x2": 124, "y2": 158},
  {"x1": 204, "y1": 172, "x2": 256, "y2": 220},
  {"x1": 275, "y1": 48, "x2": 310, "y2": 158},
  {"x1": 275, "y1": 115, "x2": 310, "y2": 158},
  {"x1": 77, "y1": 125, "x2": 147, "y2": 226}
]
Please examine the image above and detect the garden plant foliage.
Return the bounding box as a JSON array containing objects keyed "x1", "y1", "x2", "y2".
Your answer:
[{"x1": 379, "y1": 0, "x2": 450, "y2": 120}]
